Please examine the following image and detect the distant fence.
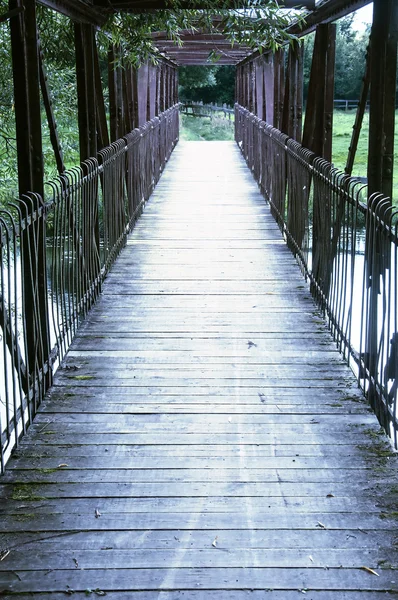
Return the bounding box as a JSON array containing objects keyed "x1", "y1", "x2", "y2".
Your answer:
[
  {"x1": 0, "y1": 105, "x2": 179, "y2": 472},
  {"x1": 180, "y1": 102, "x2": 234, "y2": 120},
  {"x1": 334, "y1": 99, "x2": 369, "y2": 111},
  {"x1": 333, "y1": 99, "x2": 398, "y2": 111},
  {"x1": 236, "y1": 103, "x2": 398, "y2": 447}
]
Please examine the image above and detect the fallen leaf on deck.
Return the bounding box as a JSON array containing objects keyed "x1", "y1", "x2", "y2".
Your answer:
[
  {"x1": 73, "y1": 375, "x2": 94, "y2": 380},
  {"x1": 309, "y1": 556, "x2": 314, "y2": 563},
  {"x1": 58, "y1": 464, "x2": 68, "y2": 468},
  {"x1": 212, "y1": 536, "x2": 218, "y2": 547},
  {"x1": 0, "y1": 549, "x2": 10, "y2": 561},
  {"x1": 360, "y1": 566, "x2": 379, "y2": 576},
  {"x1": 247, "y1": 341, "x2": 257, "y2": 349},
  {"x1": 326, "y1": 493, "x2": 335, "y2": 498},
  {"x1": 95, "y1": 508, "x2": 101, "y2": 518},
  {"x1": 316, "y1": 521, "x2": 326, "y2": 529},
  {"x1": 94, "y1": 590, "x2": 106, "y2": 597}
]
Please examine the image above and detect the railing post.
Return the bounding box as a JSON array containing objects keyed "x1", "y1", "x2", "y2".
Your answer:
[{"x1": 302, "y1": 23, "x2": 336, "y2": 161}]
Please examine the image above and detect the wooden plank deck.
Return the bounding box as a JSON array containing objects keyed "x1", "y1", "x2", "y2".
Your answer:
[{"x1": 1, "y1": 141, "x2": 398, "y2": 598}]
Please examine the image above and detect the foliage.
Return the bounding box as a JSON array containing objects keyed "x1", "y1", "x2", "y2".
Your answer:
[
  {"x1": 0, "y1": 5, "x2": 81, "y2": 204},
  {"x1": 303, "y1": 15, "x2": 370, "y2": 101},
  {"x1": 179, "y1": 65, "x2": 235, "y2": 105},
  {"x1": 179, "y1": 114, "x2": 234, "y2": 141},
  {"x1": 0, "y1": 1, "x2": 17, "y2": 204},
  {"x1": 334, "y1": 14, "x2": 370, "y2": 100},
  {"x1": 103, "y1": 1, "x2": 304, "y2": 67}
]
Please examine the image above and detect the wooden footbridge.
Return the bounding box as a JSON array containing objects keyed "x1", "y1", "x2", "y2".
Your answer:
[
  {"x1": 1, "y1": 0, "x2": 398, "y2": 597},
  {"x1": 1, "y1": 140, "x2": 398, "y2": 597}
]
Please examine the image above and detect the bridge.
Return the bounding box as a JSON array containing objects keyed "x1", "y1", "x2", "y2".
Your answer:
[{"x1": 1, "y1": 0, "x2": 398, "y2": 596}]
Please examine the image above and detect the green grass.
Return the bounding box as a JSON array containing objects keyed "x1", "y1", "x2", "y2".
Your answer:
[
  {"x1": 332, "y1": 109, "x2": 398, "y2": 203},
  {"x1": 179, "y1": 114, "x2": 234, "y2": 141}
]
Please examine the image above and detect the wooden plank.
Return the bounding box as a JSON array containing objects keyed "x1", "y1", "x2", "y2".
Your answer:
[
  {"x1": 0, "y1": 567, "x2": 397, "y2": 594},
  {"x1": 1, "y1": 548, "x2": 396, "y2": 571},
  {"x1": 0, "y1": 509, "x2": 392, "y2": 530},
  {"x1": 3, "y1": 593, "x2": 395, "y2": 600},
  {"x1": 1, "y1": 529, "x2": 393, "y2": 551}
]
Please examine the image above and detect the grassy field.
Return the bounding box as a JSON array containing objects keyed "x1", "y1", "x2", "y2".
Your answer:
[
  {"x1": 180, "y1": 109, "x2": 398, "y2": 204},
  {"x1": 332, "y1": 109, "x2": 398, "y2": 203}
]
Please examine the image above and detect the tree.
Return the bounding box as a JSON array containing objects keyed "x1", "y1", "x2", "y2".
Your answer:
[
  {"x1": 179, "y1": 65, "x2": 235, "y2": 104},
  {"x1": 334, "y1": 15, "x2": 369, "y2": 99},
  {"x1": 303, "y1": 15, "x2": 370, "y2": 102}
]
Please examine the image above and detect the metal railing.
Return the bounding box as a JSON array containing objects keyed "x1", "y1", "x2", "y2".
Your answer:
[
  {"x1": 0, "y1": 105, "x2": 179, "y2": 471},
  {"x1": 235, "y1": 103, "x2": 398, "y2": 447}
]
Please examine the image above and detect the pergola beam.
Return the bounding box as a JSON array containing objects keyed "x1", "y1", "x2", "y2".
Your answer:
[{"x1": 36, "y1": 0, "x2": 106, "y2": 25}]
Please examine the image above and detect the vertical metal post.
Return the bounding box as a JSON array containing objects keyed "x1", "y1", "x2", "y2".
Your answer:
[
  {"x1": 273, "y1": 48, "x2": 285, "y2": 129},
  {"x1": 365, "y1": 0, "x2": 398, "y2": 406},
  {"x1": 108, "y1": 46, "x2": 118, "y2": 142},
  {"x1": 368, "y1": 0, "x2": 398, "y2": 199},
  {"x1": 302, "y1": 23, "x2": 336, "y2": 161},
  {"x1": 345, "y1": 42, "x2": 371, "y2": 176},
  {"x1": 38, "y1": 37, "x2": 65, "y2": 174},
  {"x1": 75, "y1": 23, "x2": 97, "y2": 160},
  {"x1": 255, "y1": 58, "x2": 265, "y2": 120},
  {"x1": 159, "y1": 65, "x2": 165, "y2": 112},
  {"x1": 283, "y1": 40, "x2": 305, "y2": 143},
  {"x1": 93, "y1": 39, "x2": 109, "y2": 150},
  {"x1": 136, "y1": 64, "x2": 149, "y2": 126},
  {"x1": 148, "y1": 65, "x2": 157, "y2": 120},
  {"x1": 155, "y1": 65, "x2": 161, "y2": 115},
  {"x1": 263, "y1": 53, "x2": 274, "y2": 125},
  {"x1": 9, "y1": 0, "x2": 50, "y2": 380}
]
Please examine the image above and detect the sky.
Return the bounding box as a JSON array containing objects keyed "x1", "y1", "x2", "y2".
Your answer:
[{"x1": 352, "y1": 3, "x2": 373, "y2": 32}]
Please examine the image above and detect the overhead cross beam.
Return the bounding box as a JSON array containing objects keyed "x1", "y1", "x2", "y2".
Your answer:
[
  {"x1": 36, "y1": 0, "x2": 107, "y2": 25},
  {"x1": 92, "y1": 0, "x2": 315, "y2": 9}
]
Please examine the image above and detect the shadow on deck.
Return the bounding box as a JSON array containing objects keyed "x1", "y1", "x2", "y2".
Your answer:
[{"x1": 1, "y1": 141, "x2": 398, "y2": 597}]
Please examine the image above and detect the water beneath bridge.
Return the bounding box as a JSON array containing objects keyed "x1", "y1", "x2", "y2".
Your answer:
[{"x1": 1, "y1": 141, "x2": 398, "y2": 597}]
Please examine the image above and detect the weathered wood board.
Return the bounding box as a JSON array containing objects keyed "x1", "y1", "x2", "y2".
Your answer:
[{"x1": 0, "y1": 141, "x2": 398, "y2": 598}]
